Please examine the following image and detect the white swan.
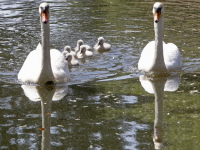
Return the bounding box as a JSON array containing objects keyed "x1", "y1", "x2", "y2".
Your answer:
[
  {"x1": 62, "y1": 45, "x2": 76, "y2": 57},
  {"x1": 74, "y1": 39, "x2": 92, "y2": 52},
  {"x1": 138, "y1": 2, "x2": 182, "y2": 73},
  {"x1": 77, "y1": 45, "x2": 93, "y2": 58},
  {"x1": 18, "y1": 2, "x2": 70, "y2": 85},
  {"x1": 94, "y1": 37, "x2": 111, "y2": 52}
]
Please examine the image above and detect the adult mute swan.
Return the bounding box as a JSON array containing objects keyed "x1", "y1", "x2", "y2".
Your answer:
[
  {"x1": 18, "y1": 2, "x2": 70, "y2": 85},
  {"x1": 94, "y1": 37, "x2": 111, "y2": 52},
  {"x1": 138, "y1": 2, "x2": 182, "y2": 73}
]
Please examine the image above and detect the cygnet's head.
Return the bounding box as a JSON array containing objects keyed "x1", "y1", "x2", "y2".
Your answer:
[
  {"x1": 98, "y1": 37, "x2": 104, "y2": 45},
  {"x1": 153, "y1": 2, "x2": 164, "y2": 23},
  {"x1": 66, "y1": 54, "x2": 72, "y2": 61},
  {"x1": 62, "y1": 51, "x2": 68, "y2": 56},
  {"x1": 77, "y1": 40, "x2": 84, "y2": 46},
  {"x1": 39, "y1": 2, "x2": 50, "y2": 24},
  {"x1": 80, "y1": 45, "x2": 86, "y2": 54},
  {"x1": 64, "y1": 46, "x2": 71, "y2": 53}
]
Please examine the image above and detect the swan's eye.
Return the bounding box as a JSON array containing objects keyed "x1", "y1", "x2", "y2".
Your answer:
[
  {"x1": 45, "y1": 6, "x2": 49, "y2": 11},
  {"x1": 155, "y1": 7, "x2": 162, "y2": 13},
  {"x1": 40, "y1": 5, "x2": 49, "y2": 13}
]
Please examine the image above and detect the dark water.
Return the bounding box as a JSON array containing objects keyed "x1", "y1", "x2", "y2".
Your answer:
[{"x1": 0, "y1": 0, "x2": 200, "y2": 149}]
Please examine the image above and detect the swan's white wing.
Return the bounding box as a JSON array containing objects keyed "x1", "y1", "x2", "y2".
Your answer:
[
  {"x1": 50, "y1": 49, "x2": 70, "y2": 83},
  {"x1": 18, "y1": 44, "x2": 42, "y2": 83},
  {"x1": 35, "y1": 43, "x2": 41, "y2": 51},
  {"x1": 163, "y1": 43, "x2": 182, "y2": 72},
  {"x1": 138, "y1": 41, "x2": 156, "y2": 72}
]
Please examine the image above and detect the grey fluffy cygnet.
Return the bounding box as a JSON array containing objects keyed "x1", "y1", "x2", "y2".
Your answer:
[
  {"x1": 65, "y1": 54, "x2": 79, "y2": 66},
  {"x1": 62, "y1": 46, "x2": 76, "y2": 57},
  {"x1": 77, "y1": 45, "x2": 93, "y2": 58},
  {"x1": 74, "y1": 39, "x2": 92, "y2": 52},
  {"x1": 94, "y1": 37, "x2": 111, "y2": 52}
]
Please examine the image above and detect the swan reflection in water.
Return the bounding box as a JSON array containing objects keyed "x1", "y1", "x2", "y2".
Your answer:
[
  {"x1": 139, "y1": 74, "x2": 181, "y2": 149},
  {"x1": 21, "y1": 84, "x2": 68, "y2": 150}
]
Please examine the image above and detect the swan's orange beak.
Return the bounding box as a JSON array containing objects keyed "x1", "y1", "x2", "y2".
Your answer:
[
  {"x1": 41, "y1": 11, "x2": 49, "y2": 24},
  {"x1": 154, "y1": 11, "x2": 161, "y2": 23}
]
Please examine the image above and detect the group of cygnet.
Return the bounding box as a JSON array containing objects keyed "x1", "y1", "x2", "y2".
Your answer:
[{"x1": 62, "y1": 37, "x2": 111, "y2": 67}]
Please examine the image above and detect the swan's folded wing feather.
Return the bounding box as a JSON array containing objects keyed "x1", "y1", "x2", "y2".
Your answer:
[
  {"x1": 18, "y1": 50, "x2": 42, "y2": 83},
  {"x1": 138, "y1": 41, "x2": 156, "y2": 72},
  {"x1": 164, "y1": 43, "x2": 182, "y2": 71},
  {"x1": 50, "y1": 49, "x2": 70, "y2": 83}
]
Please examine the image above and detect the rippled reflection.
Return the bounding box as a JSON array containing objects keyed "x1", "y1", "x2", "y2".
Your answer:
[
  {"x1": 140, "y1": 74, "x2": 181, "y2": 149},
  {"x1": 21, "y1": 84, "x2": 68, "y2": 149}
]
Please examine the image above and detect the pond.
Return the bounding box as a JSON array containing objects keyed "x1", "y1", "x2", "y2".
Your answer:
[{"x1": 0, "y1": 0, "x2": 200, "y2": 149}]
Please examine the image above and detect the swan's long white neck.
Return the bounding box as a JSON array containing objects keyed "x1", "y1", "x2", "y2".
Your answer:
[
  {"x1": 38, "y1": 19, "x2": 55, "y2": 84},
  {"x1": 151, "y1": 16, "x2": 167, "y2": 72}
]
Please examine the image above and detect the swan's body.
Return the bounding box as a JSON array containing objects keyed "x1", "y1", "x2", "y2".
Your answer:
[
  {"x1": 62, "y1": 46, "x2": 76, "y2": 57},
  {"x1": 65, "y1": 54, "x2": 79, "y2": 66},
  {"x1": 18, "y1": 3, "x2": 70, "y2": 85},
  {"x1": 74, "y1": 39, "x2": 92, "y2": 52},
  {"x1": 77, "y1": 45, "x2": 93, "y2": 58},
  {"x1": 138, "y1": 2, "x2": 182, "y2": 73},
  {"x1": 94, "y1": 37, "x2": 111, "y2": 52}
]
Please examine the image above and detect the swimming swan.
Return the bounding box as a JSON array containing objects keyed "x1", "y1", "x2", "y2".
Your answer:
[
  {"x1": 18, "y1": 2, "x2": 70, "y2": 85},
  {"x1": 138, "y1": 2, "x2": 182, "y2": 73},
  {"x1": 94, "y1": 37, "x2": 111, "y2": 52}
]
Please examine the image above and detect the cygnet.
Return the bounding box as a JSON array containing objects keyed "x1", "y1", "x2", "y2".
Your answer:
[
  {"x1": 65, "y1": 54, "x2": 79, "y2": 66},
  {"x1": 75, "y1": 39, "x2": 92, "y2": 52},
  {"x1": 94, "y1": 37, "x2": 111, "y2": 52},
  {"x1": 77, "y1": 45, "x2": 93, "y2": 58},
  {"x1": 62, "y1": 46, "x2": 76, "y2": 57}
]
